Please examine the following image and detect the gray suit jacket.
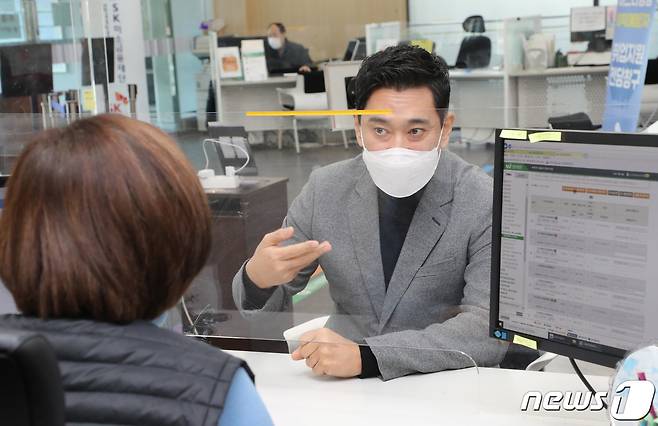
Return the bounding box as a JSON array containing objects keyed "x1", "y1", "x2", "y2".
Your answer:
[{"x1": 233, "y1": 151, "x2": 508, "y2": 380}]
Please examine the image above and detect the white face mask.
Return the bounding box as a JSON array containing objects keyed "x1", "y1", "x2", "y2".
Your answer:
[
  {"x1": 360, "y1": 126, "x2": 444, "y2": 198},
  {"x1": 268, "y1": 36, "x2": 283, "y2": 50}
]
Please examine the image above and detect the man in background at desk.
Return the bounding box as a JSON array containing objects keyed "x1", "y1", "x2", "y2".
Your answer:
[
  {"x1": 233, "y1": 45, "x2": 507, "y2": 380},
  {"x1": 265, "y1": 22, "x2": 312, "y2": 73}
]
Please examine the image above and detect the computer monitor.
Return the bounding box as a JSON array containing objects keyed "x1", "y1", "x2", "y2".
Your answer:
[
  {"x1": 343, "y1": 40, "x2": 358, "y2": 61},
  {"x1": 490, "y1": 129, "x2": 658, "y2": 367},
  {"x1": 570, "y1": 6, "x2": 612, "y2": 52},
  {"x1": 344, "y1": 76, "x2": 356, "y2": 109},
  {"x1": 342, "y1": 38, "x2": 366, "y2": 62},
  {"x1": 0, "y1": 43, "x2": 53, "y2": 97},
  {"x1": 208, "y1": 124, "x2": 257, "y2": 176},
  {"x1": 646, "y1": 57, "x2": 657, "y2": 85},
  {"x1": 353, "y1": 37, "x2": 367, "y2": 60},
  {"x1": 303, "y1": 70, "x2": 325, "y2": 93}
]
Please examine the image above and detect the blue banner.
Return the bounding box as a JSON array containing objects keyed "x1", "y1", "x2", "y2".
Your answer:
[{"x1": 602, "y1": 0, "x2": 657, "y2": 132}]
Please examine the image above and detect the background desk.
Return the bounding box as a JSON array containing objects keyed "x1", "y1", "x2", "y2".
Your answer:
[
  {"x1": 218, "y1": 76, "x2": 297, "y2": 132},
  {"x1": 507, "y1": 66, "x2": 609, "y2": 129},
  {"x1": 230, "y1": 350, "x2": 611, "y2": 426},
  {"x1": 450, "y1": 69, "x2": 506, "y2": 136}
]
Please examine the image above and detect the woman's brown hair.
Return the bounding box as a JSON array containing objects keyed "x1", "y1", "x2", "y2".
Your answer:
[{"x1": 0, "y1": 114, "x2": 211, "y2": 323}]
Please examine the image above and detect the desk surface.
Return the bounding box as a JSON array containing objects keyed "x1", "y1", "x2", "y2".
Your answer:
[
  {"x1": 230, "y1": 350, "x2": 611, "y2": 426},
  {"x1": 204, "y1": 177, "x2": 288, "y2": 197},
  {"x1": 220, "y1": 76, "x2": 297, "y2": 87},
  {"x1": 508, "y1": 65, "x2": 610, "y2": 77},
  {"x1": 450, "y1": 68, "x2": 506, "y2": 79}
]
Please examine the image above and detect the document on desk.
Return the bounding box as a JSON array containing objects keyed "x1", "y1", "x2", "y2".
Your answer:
[
  {"x1": 499, "y1": 141, "x2": 658, "y2": 353},
  {"x1": 241, "y1": 39, "x2": 268, "y2": 82}
]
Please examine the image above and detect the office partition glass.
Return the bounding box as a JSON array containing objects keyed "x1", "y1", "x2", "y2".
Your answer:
[
  {"x1": 0, "y1": 2, "x2": 656, "y2": 419},
  {"x1": 0, "y1": 101, "x2": 653, "y2": 422}
]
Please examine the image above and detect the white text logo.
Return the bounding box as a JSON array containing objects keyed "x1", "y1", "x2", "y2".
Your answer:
[{"x1": 520, "y1": 380, "x2": 656, "y2": 421}]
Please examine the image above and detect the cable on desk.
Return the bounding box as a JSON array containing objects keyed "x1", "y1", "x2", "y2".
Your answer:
[
  {"x1": 202, "y1": 138, "x2": 250, "y2": 172},
  {"x1": 181, "y1": 296, "x2": 198, "y2": 335},
  {"x1": 569, "y1": 357, "x2": 607, "y2": 410}
]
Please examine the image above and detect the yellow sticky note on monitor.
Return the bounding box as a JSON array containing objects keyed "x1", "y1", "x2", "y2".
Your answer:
[
  {"x1": 500, "y1": 129, "x2": 527, "y2": 140},
  {"x1": 513, "y1": 334, "x2": 538, "y2": 350},
  {"x1": 529, "y1": 131, "x2": 562, "y2": 143}
]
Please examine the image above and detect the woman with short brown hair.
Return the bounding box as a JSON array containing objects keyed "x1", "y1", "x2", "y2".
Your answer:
[{"x1": 0, "y1": 114, "x2": 272, "y2": 426}]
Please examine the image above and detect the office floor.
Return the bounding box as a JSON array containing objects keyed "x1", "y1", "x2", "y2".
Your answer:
[{"x1": 176, "y1": 130, "x2": 495, "y2": 206}]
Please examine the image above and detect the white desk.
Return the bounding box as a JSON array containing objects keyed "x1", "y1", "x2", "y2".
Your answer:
[
  {"x1": 218, "y1": 76, "x2": 298, "y2": 132},
  {"x1": 450, "y1": 69, "x2": 506, "y2": 143},
  {"x1": 220, "y1": 76, "x2": 298, "y2": 88},
  {"x1": 229, "y1": 350, "x2": 611, "y2": 426},
  {"x1": 507, "y1": 66, "x2": 609, "y2": 128}
]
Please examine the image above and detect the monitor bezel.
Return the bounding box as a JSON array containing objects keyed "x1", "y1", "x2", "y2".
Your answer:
[{"x1": 490, "y1": 128, "x2": 658, "y2": 368}]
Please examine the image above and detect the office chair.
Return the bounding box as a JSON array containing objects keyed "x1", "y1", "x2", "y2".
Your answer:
[
  {"x1": 0, "y1": 329, "x2": 66, "y2": 426},
  {"x1": 455, "y1": 15, "x2": 492, "y2": 69},
  {"x1": 276, "y1": 74, "x2": 332, "y2": 154},
  {"x1": 303, "y1": 71, "x2": 326, "y2": 94},
  {"x1": 548, "y1": 112, "x2": 600, "y2": 131}
]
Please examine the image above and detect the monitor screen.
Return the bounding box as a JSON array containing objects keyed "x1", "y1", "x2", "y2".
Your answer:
[
  {"x1": 344, "y1": 76, "x2": 356, "y2": 109},
  {"x1": 0, "y1": 43, "x2": 53, "y2": 97},
  {"x1": 569, "y1": 5, "x2": 616, "y2": 53},
  {"x1": 343, "y1": 40, "x2": 357, "y2": 61},
  {"x1": 491, "y1": 129, "x2": 658, "y2": 367},
  {"x1": 353, "y1": 38, "x2": 367, "y2": 60}
]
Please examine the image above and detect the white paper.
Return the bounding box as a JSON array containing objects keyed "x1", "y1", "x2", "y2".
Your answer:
[
  {"x1": 216, "y1": 46, "x2": 242, "y2": 79},
  {"x1": 241, "y1": 39, "x2": 268, "y2": 82},
  {"x1": 80, "y1": 85, "x2": 106, "y2": 113},
  {"x1": 571, "y1": 6, "x2": 606, "y2": 33}
]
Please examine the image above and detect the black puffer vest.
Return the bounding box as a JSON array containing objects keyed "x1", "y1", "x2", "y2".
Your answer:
[{"x1": 0, "y1": 315, "x2": 252, "y2": 426}]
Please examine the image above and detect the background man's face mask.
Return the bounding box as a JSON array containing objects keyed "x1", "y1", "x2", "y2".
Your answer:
[
  {"x1": 360, "y1": 125, "x2": 444, "y2": 198},
  {"x1": 268, "y1": 36, "x2": 283, "y2": 50}
]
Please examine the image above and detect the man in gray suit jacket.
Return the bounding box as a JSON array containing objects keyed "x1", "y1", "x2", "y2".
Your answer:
[{"x1": 233, "y1": 45, "x2": 508, "y2": 380}]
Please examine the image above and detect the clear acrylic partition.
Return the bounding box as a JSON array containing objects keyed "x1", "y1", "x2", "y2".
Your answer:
[
  {"x1": 1, "y1": 4, "x2": 658, "y2": 421},
  {"x1": 403, "y1": 18, "x2": 505, "y2": 70},
  {"x1": 405, "y1": 13, "x2": 658, "y2": 72}
]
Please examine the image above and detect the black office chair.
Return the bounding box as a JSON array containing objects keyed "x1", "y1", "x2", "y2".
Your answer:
[
  {"x1": 0, "y1": 329, "x2": 65, "y2": 426},
  {"x1": 303, "y1": 70, "x2": 325, "y2": 94},
  {"x1": 455, "y1": 15, "x2": 492, "y2": 69},
  {"x1": 548, "y1": 112, "x2": 601, "y2": 130}
]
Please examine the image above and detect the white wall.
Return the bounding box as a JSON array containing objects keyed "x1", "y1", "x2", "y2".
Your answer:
[{"x1": 408, "y1": 0, "x2": 617, "y2": 24}]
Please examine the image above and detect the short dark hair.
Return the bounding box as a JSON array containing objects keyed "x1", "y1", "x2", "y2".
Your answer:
[
  {"x1": 0, "y1": 114, "x2": 211, "y2": 323},
  {"x1": 353, "y1": 45, "x2": 450, "y2": 121},
  {"x1": 269, "y1": 22, "x2": 286, "y2": 34}
]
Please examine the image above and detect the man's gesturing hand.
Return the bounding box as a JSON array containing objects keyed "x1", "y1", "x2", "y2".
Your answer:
[{"x1": 245, "y1": 227, "x2": 332, "y2": 289}]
